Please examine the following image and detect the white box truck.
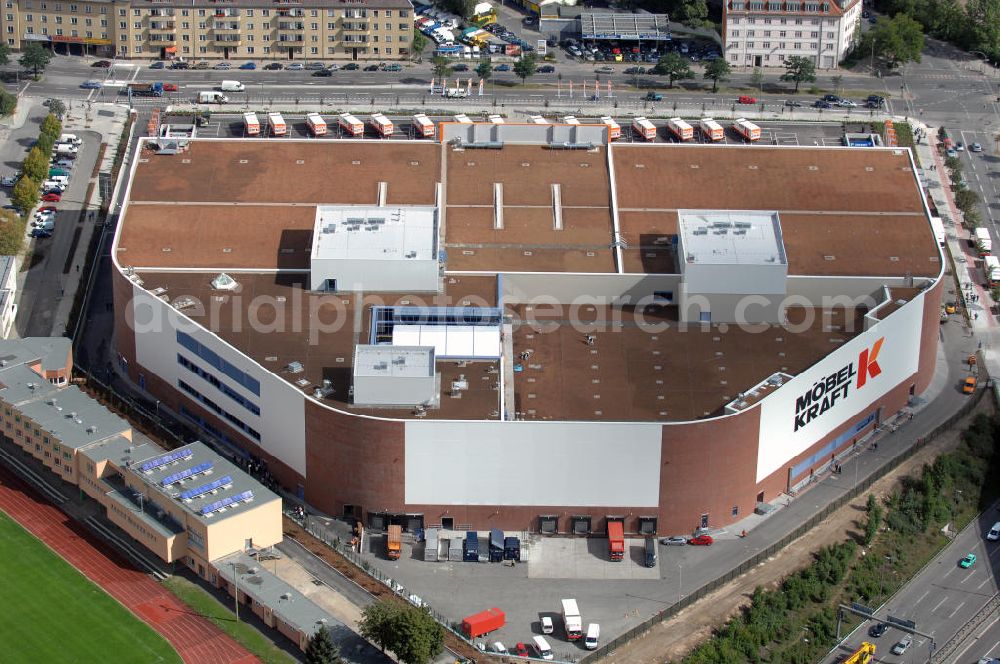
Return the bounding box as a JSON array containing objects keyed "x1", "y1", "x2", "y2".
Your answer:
[
  {"x1": 412, "y1": 113, "x2": 435, "y2": 138},
  {"x1": 529, "y1": 115, "x2": 549, "y2": 125},
  {"x1": 453, "y1": 113, "x2": 473, "y2": 124},
  {"x1": 198, "y1": 91, "x2": 228, "y2": 104},
  {"x1": 306, "y1": 113, "x2": 327, "y2": 137},
  {"x1": 243, "y1": 112, "x2": 260, "y2": 136},
  {"x1": 733, "y1": 118, "x2": 761, "y2": 141},
  {"x1": 339, "y1": 113, "x2": 364, "y2": 136},
  {"x1": 975, "y1": 227, "x2": 992, "y2": 256},
  {"x1": 268, "y1": 112, "x2": 287, "y2": 137},
  {"x1": 698, "y1": 117, "x2": 725, "y2": 141},
  {"x1": 561, "y1": 599, "x2": 582, "y2": 641},
  {"x1": 631, "y1": 116, "x2": 657, "y2": 141},
  {"x1": 601, "y1": 116, "x2": 621, "y2": 140},
  {"x1": 219, "y1": 80, "x2": 245, "y2": 92},
  {"x1": 370, "y1": 113, "x2": 394, "y2": 137},
  {"x1": 488, "y1": 113, "x2": 505, "y2": 124},
  {"x1": 562, "y1": 115, "x2": 581, "y2": 125},
  {"x1": 666, "y1": 117, "x2": 693, "y2": 141}
]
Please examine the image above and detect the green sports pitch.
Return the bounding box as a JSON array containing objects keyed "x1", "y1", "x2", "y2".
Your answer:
[{"x1": 0, "y1": 510, "x2": 182, "y2": 664}]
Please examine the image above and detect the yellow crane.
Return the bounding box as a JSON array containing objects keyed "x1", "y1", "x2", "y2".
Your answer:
[{"x1": 843, "y1": 642, "x2": 876, "y2": 664}]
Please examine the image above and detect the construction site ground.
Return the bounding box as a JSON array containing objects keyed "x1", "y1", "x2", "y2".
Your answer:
[{"x1": 596, "y1": 396, "x2": 996, "y2": 664}]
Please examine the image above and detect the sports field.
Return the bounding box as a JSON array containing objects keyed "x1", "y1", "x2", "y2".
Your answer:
[{"x1": 0, "y1": 510, "x2": 182, "y2": 664}]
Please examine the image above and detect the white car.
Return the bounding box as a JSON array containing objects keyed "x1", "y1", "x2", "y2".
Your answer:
[
  {"x1": 493, "y1": 642, "x2": 509, "y2": 655},
  {"x1": 33, "y1": 219, "x2": 54, "y2": 231},
  {"x1": 837, "y1": 99, "x2": 858, "y2": 107},
  {"x1": 286, "y1": 62, "x2": 305, "y2": 71},
  {"x1": 987, "y1": 521, "x2": 1000, "y2": 541},
  {"x1": 892, "y1": 634, "x2": 912, "y2": 655},
  {"x1": 53, "y1": 159, "x2": 75, "y2": 168}
]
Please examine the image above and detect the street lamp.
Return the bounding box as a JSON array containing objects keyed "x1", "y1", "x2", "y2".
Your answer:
[{"x1": 229, "y1": 561, "x2": 240, "y2": 623}]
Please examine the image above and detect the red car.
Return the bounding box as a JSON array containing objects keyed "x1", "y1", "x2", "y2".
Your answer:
[
  {"x1": 514, "y1": 642, "x2": 529, "y2": 657},
  {"x1": 737, "y1": 95, "x2": 757, "y2": 104},
  {"x1": 688, "y1": 534, "x2": 714, "y2": 546},
  {"x1": 41, "y1": 193, "x2": 61, "y2": 202},
  {"x1": 163, "y1": 83, "x2": 178, "y2": 92},
  {"x1": 38, "y1": 205, "x2": 57, "y2": 213}
]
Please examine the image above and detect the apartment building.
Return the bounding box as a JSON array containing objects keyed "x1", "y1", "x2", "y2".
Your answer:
[
  {"x1": 722, "y1": 0, "x2": 862, "y2": 70},
  {"x1": 1, "y1": 0, "x2": 414, "y2": 61}
]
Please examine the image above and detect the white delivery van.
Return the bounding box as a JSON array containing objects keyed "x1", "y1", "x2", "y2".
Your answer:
[
  {"x1": 532, "y1": 636, "x2": 554, "y2": 660},
  {"x1": 585, "y1": 623, "x2": 600, "y2": 650},
  {"x1": 49, "y1": 175, "x2": 69, "y2": 185},
  {"x1": 58, "y1": 134, "x2": 82, "y2": 146},
  {"x1": 540, "y1": 616, "x2": 554, "y2": 634},
  {"x1": 492, "y1": 642, "x2": 508, "y2": 654},
  {"x1": 220, "y1": 80, "x2": 245, "y2": 92}
]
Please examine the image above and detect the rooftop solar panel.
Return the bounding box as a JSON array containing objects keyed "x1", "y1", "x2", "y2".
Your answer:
[
  {"x1": 180, "y1": 475, "x2": 233, "y2": 501},
  {"x1": 140, "y1": 448, "x2": 193, "y2": 473},
  {"x1": 161, "y1": 461, "x2": 213, "y2": 487},
  {"x1": 201, "y1": 489, "x2": 254, "y2": 516}
]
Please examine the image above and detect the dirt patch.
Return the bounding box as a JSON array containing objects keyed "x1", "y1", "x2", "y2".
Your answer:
[
  {"x1": 597, "y1": 397, "x2": 996, "y2": 663},
  {"x1": 282, "y1": 517, "x2": 482, "y2": 662}
]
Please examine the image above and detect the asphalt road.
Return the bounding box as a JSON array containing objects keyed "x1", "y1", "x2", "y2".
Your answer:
[{"x1": 827, "y1": 508, "x2": 1000, "y2": 664}]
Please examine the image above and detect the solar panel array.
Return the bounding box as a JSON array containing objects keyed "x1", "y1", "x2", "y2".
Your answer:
[
  {"x1": 180, "y1": 475, "x2": 233, "y2": 501},
  {"x1": 140, "y1": 448, "x2": 193, "y2": 473},
  {"x1": 201, "y1": 489, "x2": 254, "y2": 516},
  {"x1": 161, "y1": 461, "x2": 213, "y2": 487}
]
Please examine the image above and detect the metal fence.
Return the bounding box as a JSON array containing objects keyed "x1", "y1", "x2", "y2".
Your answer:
[{"x1": 581, "y1": 386, "x2": 990, "y2": 663}]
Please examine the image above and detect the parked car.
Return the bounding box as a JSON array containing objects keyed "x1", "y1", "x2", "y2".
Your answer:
[
  {"x1": 540, "y1": 616, "x2": 554, "y2": 634},
  {"x1": 80, "y1": 80, "x2": 103, "y2": 89},
  {"x1": 213, "y1": 62, "x2": 232, "y2": 70},
  {"x1": 961, "y1": 552, "x2": 977, "y2": 568},
  {"x1": 867, "y1": 94, "x2": 885, "y2": 106},
  {"x1": 53, "y1": 159, "x2": 75, "y2": 168},
  {"x1": 956, "y1": 142, "x2": 965, "y2": 151},
  {"x1": 785, "y1": 100, "x2": 803, "y2": 107},
  {"x1": 823, "y1": 94, "x2": 840, "y2": 103},
  {"x1": 688, "y1": 534, "x2": 714, "y2": 546},
  {"x1": 238, "y1": 61, "x2": 257, "y2": 70},
  {"x1": 385, "y1": 63, "x2": 402, "y2": 71},
  {"x1": 305, "y1": 62, "x2": 326, "y2": 70},
  {"x1": 313, "y1": 69, "x2": 333, "y2": 77},
  {"x1": 514, "y1": 643, "x2": 530, "y2": 657},
  {"x1": 170, "y1": 60, "x2": 190, "y2": 69},
  {"x1": 363, "y1": 64, "x2": 379, "y2": 71},
  {"x1": 149, "y1": 61, "x2": 165, "y2": 69},
  {"x1": 891, "y1": 634, "x2": 912, "y2": 655},
  {"x1": 192, "y1": 61, "x2": 210, "y2": 70},
  {"x1": 660, "y1": 536, "x2": 687, "y2": 546},
  {"x1": 452, "y1": 64, "x2": 469, "y2": 72},
  {"x1": 644, "y1": 91, "x2": 663, "y2": 102},
  {"x1": 837, "y1": 99, "x2": 858, "y2": 107},
  {"x1": 37, "y1": 206, "x2": 57, "y2": 214},
  {"x1": 493, "y1": 642, "x2": 509, "y2": 655},
  {"x1": 538, "y1": 65, "x2": 555, "y2": 73},
  {"x1": 869, "y1": 15, "x2": 877, "y2": 23},
  {"x1": 343, "y1": 63, "x2": 359, "y2": 70},
  {"x1": 327, "y1": 63, "x2": 341, "y2": 71},
  {"x1": 286, "y1": 62, "x2": 305, "y2": 71},
  {"x1": 972, "y1": 142, "x2": 983, "y2": 152},
  {"x1": 92, "y1": 60, "x2": 112, "y2": 68},
  {"x1": 494, "y1": 63, "x2": 510, "y2": 71},
  {"x1": 596, "y1": 65, "x2": 615, "y2": 73},
  {"x1": 264, "y1": 62, "x2": 284, "y2": 70},
  {"x1": 964, "y1": 376, "x2": 978, "y2": 394},
  {"x1": 946, "y1": 147, "x2": 958, "y2": 157},
  {"x1": 814, "y1": 100, "x2": 832, "y2": 109},
  {"x1": 30, "y1": 228, "x2": 52, "y2": 238},
  {"x1": 41, "y1": 193, "x2": 61, "y2": 202},
  {"x1": 0, "y1": 176, "x2": 16, "y2": 187},
  {"x1": 737, "y1": 95, "x2": 757, "y2": 104},
  {"x1": 868, "y1": 622, "x2": 889, "y2": 638}
]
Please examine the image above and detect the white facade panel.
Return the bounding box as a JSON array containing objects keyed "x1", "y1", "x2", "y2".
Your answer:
[
  {"x1": 448, "y1": 327, "x2": 475, "y2": 357},
  {"x1": 755, "y1": 292, "x2": 925, "y2": 482},
  {"x1": 473, "y1": 327, "x2": 501, "y2": 358},
  {"x1": 129, "y1": 284, "x2": 308, "y2": 475},
  {"x1": 404, "y1": 421, "x2": 662, "y2": 506}
]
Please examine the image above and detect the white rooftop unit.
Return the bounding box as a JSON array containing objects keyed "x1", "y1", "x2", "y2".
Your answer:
[
  {"x1": 352, "y1": 345, "x2": 440, "y2": 407},
  {"x1": 391, "y1": 324, "x2": 501, "y2": 359},
  {"x1": 310, "y1": 206, "x2": 439, "y2": 292}
]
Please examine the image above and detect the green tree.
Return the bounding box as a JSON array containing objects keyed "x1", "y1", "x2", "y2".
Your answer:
[
  {"x1": 40, "y1": 113, "x2": 62, "y2": 140},
  {"x1": 11, "y1": 177, "x2": 38, "y2": 215},
  {"x1": 392, "y1": 607, "x2": 445, "y2": 664},
  {"x1": 653, "y1": 52, "x2": 694, "y2": 88},
  {"x1": 475, "y1": 58, "x2": 492, "y2": 81},
  {"x1": 702, "y1": 56, "x2": 731, "y2": 93},
  {"x1": 864, "y1": 493, "x2": 883, "y2": 545},
  {"x1": 0, "y1": 209, "x2": 25, "y2": 255},
  {"x1": 22, "y1": 146, "x2": 48, "y2": 183},
  {"x1": 862, "y1": 14, "x2": 925, "y2": 69},
  {"x1": 750, "y1": 66, "x2": 764, "y2": 90},
  {"x1": 0, "y1": 89, "x2": 16, "y2": 117},
  {"x1": 19, "y1": 43, "x2": 53, "y2": 77},
  {"x1": 677, "y1": 0, "x2": 709, "y2": 24},
  {"x1": 45, "y1": 98, "x2": 66, "y2": 119},
  {"x1": 944, "y1": 155, "x2": 963, "y2": 172},
  {"x1": 780, "y1": 56, "x2": 817, "y2": 92},
  {"x1": 431, "y1": 55, "x2": 450, "y2": 80},
  {"x1": 304, "y1": 625, "x2": 341, "y2": 664},
  {"x1": 955, "y1": 187, "x2": 982, "y2": 213},
  {"x1": 513, "y1": 53, "x2": 537, "y2": 85},
  {"x1": 36, "y1": 132, "x2": 55, "y2": 155},
  {"x1": 411, "y1": 30, "x2": 428, "y2": 58},
  {"x1": 966, "y1": 0, "x2": 1000, "y2": 61},
  {"x1": 359, "y1": 600, "x2": 401, "y2": 654},
  {"x1": 0, "y1": 41, "x2": 9, "y2": 67}
]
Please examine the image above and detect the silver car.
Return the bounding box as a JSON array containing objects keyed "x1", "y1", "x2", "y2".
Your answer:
[
  {"x1": 891, "y1": 634, "x2": 912, "y2": 655},
  {"x1": 660, "y1": 536, "x2": 688, "y2": 546}
]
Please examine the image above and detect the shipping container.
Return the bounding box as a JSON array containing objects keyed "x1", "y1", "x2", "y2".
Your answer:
[
  {"x1": 607, "y1": 521, "x2": 625, "y2": 561},
  {"x1": 464, "y1": 531, "x2": 480, "y2": 561},
  {"x1": 529, "y1": 115, "x2": 549, "y2": 125},
  {"x1": 488, "y1": 113, "x2": 505, "y2": 124},
  {"x1": 504, "y1": 536, "x2": 521, "y2": 561},
  {"x1": 461, "y1": 607, "x2": 505, "y2": 638},
  {"x1": 666, "y1": 117, "x2": 694, "y2": 141},
  {"x1": 306, "y1": 113, "x2": 327, "y2": 137},
  {"x1": 601, "y1": 116, "x2": 621, "y2": 141},
  {"x1": 338, "y1": 112, "x2": 364, "y2": 136},
  {"x1": 424, "y1": 528, "x2": 439, "y2": 562},
  {"x1": 562, "y1": 115, "x2": 581, "y2": 125},
  {"x1": 632, "y1": 116, "x2": 657, "y2": 141},
  {"x1": 449, "y1": 536, "x2": 464, "y2": 561},
  {"x1": 268, "y1": 112, "x2": 287, "y2": 137},
  {"x1": 453, "y1": 113, "x2": 473, "y2": 124},
  {"x1": 732, "y1": 118, "x2": 761, "y2": 141},
  {"x1": 243, "y1": 112, "x2": 260, "y2": 137},
  {"x1": 370, "y1": 112, "x2": 395, "y2": 137},
  {"x1": 411, "y1": 113, "x2": 435, "y2": 138},
  {"x1": 698, "y1": 118, "x2": 725, "y2": 141},
  {"x1": 387, "y1": 524, "x2": 402, "y2": 560}
]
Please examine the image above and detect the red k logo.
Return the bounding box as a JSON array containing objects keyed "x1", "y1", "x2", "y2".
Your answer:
[{"x1": 856, "y1": 337, "x2": 884, "y2": 389}]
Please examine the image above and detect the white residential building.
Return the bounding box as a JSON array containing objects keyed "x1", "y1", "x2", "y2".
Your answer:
[
  {"x1": 723, "y1": 0, "x2": 863, "y2": 70},
  {"x1": 0, "y1": 256, "x2": 18, "y2": 339}
]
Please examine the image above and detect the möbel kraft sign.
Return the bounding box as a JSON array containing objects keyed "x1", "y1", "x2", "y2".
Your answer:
[{"x1": 755, "y1": 298, "x2": 922, "y2": 483}]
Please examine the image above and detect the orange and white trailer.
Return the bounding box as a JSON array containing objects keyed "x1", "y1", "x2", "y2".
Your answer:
[
  {"x1": 600, "y1": 116, "x2": 621, "y2": 141},
  {"x1": 268, "y1": 112, "x2": 287, "y2": 137},
  {"x1": 732, "y1": 118, "x2": 761, "y2": 141},
  {"x1": 306, "y1": 113, "x2": 327, "y2": 137},
  {"x1": 698, "y1": 117, "x2": 725, "y2": 141},
  {"x1": 243, "y1": 112, "x2": 260, "y2": 137},
  {"x1": 412, "y1": 113, "x2": 435, "y2": 138},
  {"x1": 562, "y1": 115, "x2": 581, "y2": 125},
  {"x1": 631, "y1": 116, "x2": 657, "y2": 141},
  {"x1": 487, "y1": 113, "x2": 505, "y2": 124},
  {"x1": 338, "y1": 113, "x2": 364, "y2": 137},
  {"x1": 529, "y1": 115, "x2": 549, "y2": 125},
  {"x1": 453, "y1": 113, "x2": 473, "y2": 124},
  {"x1": 370, "y1": 112, "x2": 394, "y2": 138},
  {"x1": 666, "y1": 117, "x2": 694, "y2": 141}
]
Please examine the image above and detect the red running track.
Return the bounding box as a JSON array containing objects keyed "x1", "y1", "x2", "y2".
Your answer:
[{"x1": 0, "y1": 467, "x2": 258, "y2": 664}]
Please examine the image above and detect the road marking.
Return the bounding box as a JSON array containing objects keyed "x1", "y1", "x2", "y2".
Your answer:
[
  {"x1": 915, "y1": 590, "x2": 930, "y2": 605},
  {"x1": 931, "y1": 596, "x2": 948, "y2": 613},
  {"x1": 977, "y1": 576, "x2": 993, "y2": 590},
  {"x1": 949, "y1": 599, "x2": 966, "y2": 617}
]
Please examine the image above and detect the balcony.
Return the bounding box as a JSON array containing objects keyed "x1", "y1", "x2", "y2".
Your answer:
[
  {"x1": 148, "y1": 21, "x2": 176, "y2": 33},
  {"x1": 213, "y1": 34, "x2": 243, "y2": 45},
  {"x1": 277, "y1": 21, "x2": 305, "y2": 31},
  {"x1": 148, "y1": 35, "x2": 177, "y2": 43},
  {"x1": 277, "y1": 8, "x2": 305, "y2": 17},
  {"x1": 150, "y1": 8, "x2": 175, "y2": 17},
  {"x1": 212, "y1": 21, "x2": 241, "y2": 31},
  {"x1": 342, "y1": 22, "x2": 369, "y2": 32},
  {"x1": 276, "y1": 34, "x2": 305, "y2": 44},
  {"x1": 213, "y1": 8, "x2": 241, "y2": 17}
]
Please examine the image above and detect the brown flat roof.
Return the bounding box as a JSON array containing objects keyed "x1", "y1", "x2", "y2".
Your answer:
[{"x1": 510, "y1": 304, "x2": 866, "y2": 422}]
